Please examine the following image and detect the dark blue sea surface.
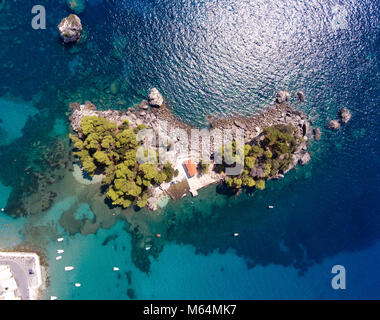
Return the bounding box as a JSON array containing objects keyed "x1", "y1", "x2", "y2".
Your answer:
[{"x1": 0, "y1": 0, "x2": 379, "y2": 299}]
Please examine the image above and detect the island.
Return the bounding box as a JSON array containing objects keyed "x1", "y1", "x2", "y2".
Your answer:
[{"x1": 69, "y1": 89, "x2": 317, "y2": 211}]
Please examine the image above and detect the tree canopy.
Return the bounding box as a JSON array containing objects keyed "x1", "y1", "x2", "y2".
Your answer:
[
  {"x1": 70, "y1": 116, "x2": 176, "y2": 209},
  {"x1": 219, "y1": 124, "x2": 301, "y2": 192}
]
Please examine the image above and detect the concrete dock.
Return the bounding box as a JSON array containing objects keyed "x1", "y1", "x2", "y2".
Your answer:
[{"x1": 0, "y1": 251, "x2": 43, "y2": 300}]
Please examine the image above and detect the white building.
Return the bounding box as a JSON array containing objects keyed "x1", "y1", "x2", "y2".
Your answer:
[{"x1": 0, "y1": 265, "x2": 21, "y2": 300}]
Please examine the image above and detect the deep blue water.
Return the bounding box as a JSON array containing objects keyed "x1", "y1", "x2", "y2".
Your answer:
[{"x1": 0, "y1": 0, "x2": 379, "y2": 299}]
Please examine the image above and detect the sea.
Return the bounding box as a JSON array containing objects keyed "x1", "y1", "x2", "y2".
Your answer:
[{"x1": 0, "y1": 0, "x2": 379, "y2": 299}]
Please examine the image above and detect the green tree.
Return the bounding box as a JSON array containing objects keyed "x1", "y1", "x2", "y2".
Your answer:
[
  {"x1": 136, "y1": 193, "x2": 149, "y2": 208},
  {"x1": 82, "y1": 157, "x2": 97, "y2": 175},
  {"x1": 198, "y1": 160, "x2": 210, "y2": 174},
  {"x1": 94, "y1": 150, "x2": 111, "y2": 166},
  {"x1": 245, "y1": 156, "x2": 255, "y2": 169},
  {"x1": 242, "y1": 176, "x2": 255, "y2": 187},
  {"x1": 162, "y1": 162, "x2": 175, "y2": 182},
  {"x1": 255, "y1": 179, "x2": 265, "y2": 190}
]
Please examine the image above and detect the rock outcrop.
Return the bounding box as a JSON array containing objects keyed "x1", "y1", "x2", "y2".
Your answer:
[
  {"x1": 234, "y1": 120, "x2": 246, "y2": 129},
  {"x1": 69, "y1": 101, "x2": 129, "y2": 133},
  {"x1": 138, "y1": 100, "x2": 149, "y2": 110},
  {"x1": 58, "y1": 14, "x2": 82, "y2": 44},
  {"x1": 148, "y1": 88, "x2": 164, "y2": 107},
  {"x1": 66, "y1": 0, "x2": 86, "y2": 14},
  {"x1": 296, "y1": 91, "x2": 305, "y2": 103},
  {"x1": 298, "y1": 152, "x2": 311, "y2": 165},
  {"x1": 276, "y1": 90, "x2": 290, "y2": 104},
  {"x1": 339, "y1": 107, "x2": 352, "y2": 124},
  {"x1": 328, "y1": 120, "x2": 341, "y2": 130},
  {"x1": 313, "y1": 127, "x2": 321, "y2": 140}
]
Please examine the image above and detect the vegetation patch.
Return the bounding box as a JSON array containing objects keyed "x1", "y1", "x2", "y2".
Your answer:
[
  {"x1": 70, "y1": 116, "x2": 176, "y2": 209},
  {"x1": 219, "y1": 124, "x2": 303, "y2": 192}
]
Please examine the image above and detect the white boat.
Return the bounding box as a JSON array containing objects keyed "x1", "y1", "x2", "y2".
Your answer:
[
  {"x1": 145, "y1": 246, "x2": 151, "y2": 251},
  {"x1": 74, "y1": 283, "x2": 81, "y2": 287},
  {"x1": 57, "y1": 238, "x2": 64, "y2": 242},
  {"x1": 233, "y1": 233, "x2": 239, "y2": 237},
  {"x1": 65, "y1": 266, "x2": 74, "y2": 271},
  {"x1": 56, "y1": 256, "x2": 62, "y2": 261},
  {"x1": 113, "y1": 267, "x2": 120, "y2": 271},
  {"x1": 268, "y1": 205, "x2": 275, "y2": 209},
  {"x1": 57, "y1": 249, "x2": 64, "y2": 254},
  {"x1": 50, "y1": 296, "x2": 58, "y2": 300},
  {"x1": 1, "y1": 208, "x2": 4, "y2": 212}
]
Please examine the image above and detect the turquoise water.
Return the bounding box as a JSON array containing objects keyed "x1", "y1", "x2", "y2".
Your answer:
[
  {"x1": 0, "y1": 0, "x2": 379, "y2": 299},
  {"x1": 0, "y1": 99, "x2": 38, "y2": 146}
]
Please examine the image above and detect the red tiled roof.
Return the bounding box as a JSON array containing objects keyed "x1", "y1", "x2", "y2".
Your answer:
[{"x1": 184, "y1": 159, "x2": 197, "y2": 177}]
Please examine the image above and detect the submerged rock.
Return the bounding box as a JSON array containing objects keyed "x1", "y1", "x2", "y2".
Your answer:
[
  {"x1": 296, "y1": 91, "x2": 305, "y2": 102},
  {"x1": 328, "y1": 120, "x2": 341, "y2": 130},
  {"x1": 58, "y1": 14, "x2": 82, "y2": 44},
  {"x1": 339, "y1": 107, "x2": 352, "y2": 124},
  {"x1": 66, "y1": 0, "x2": 86, "y2": 14},
  {"x1": 276, "y1": 90, "x2": 290, "y2": 104},
  {"x1": 110, "y1": 80, "x2": 120, "y2": 95},
  {"x1": 127, "y1": 288, "x2": 136, "y2": 299},
  {"x1": 148, "y1": 88, "x2": 164, "y2": 107}
]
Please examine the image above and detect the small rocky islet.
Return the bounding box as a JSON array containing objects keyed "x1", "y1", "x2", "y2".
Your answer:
[
  {"x1": 327, "y1": 107, "x2": 352, "y2": 130},
  {"x1": 58, "y1": 14, "x2": 82, "y2": 44},
  {"x1": 68, "y1": 88, "x2": 318, "y2": 212}
]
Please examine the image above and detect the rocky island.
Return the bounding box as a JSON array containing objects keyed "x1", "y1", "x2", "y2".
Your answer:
[
  {"x1": 69, "y1": 89, "x2": 317, "y2": 212},
  {"x1": 58, "y1": 14, "x2": 82, "y2": 44}
]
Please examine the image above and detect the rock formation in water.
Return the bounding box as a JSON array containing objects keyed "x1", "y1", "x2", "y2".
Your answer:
[
  {"x1": 298, "y1": 152, "x2": 311, "y2": 166},
  {"x1": 148, "y1": 88, "x2": 164, "y2": 107},
  {"x1": 276, "y1": 90, "x2": 291, "y2": 104},
  {"x1": 58, "y1": 14, "x2": 82, "y2": 44},
  {"x1": 296, "y1": 91, "x2": 305, "y2": 103},
  {"x1": 328, "y1": 120, "x2": 341, "y2": 130},
  {"x1": 313, "y1": 127, "x2": 322, "y2": 140},
  {"x1": 66, "y1": 0, "x2": 86, "y2": 14},
  {"x1": 327, "y1": 108, "x2": 352, "y2": 131},
  {"x1": 339, "y1": 107, "x2": 352, "y2": 124}
]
